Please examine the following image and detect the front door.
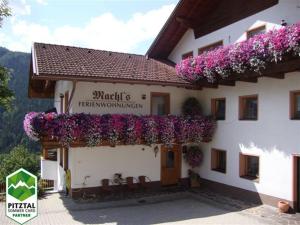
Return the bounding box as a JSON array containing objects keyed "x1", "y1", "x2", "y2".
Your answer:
[
  {"x1": 297, "y1": 157, "x2": 300, "y2": 212},
  {"x1": 161, "y1": 145, "x2": 181, "y2": 186}
]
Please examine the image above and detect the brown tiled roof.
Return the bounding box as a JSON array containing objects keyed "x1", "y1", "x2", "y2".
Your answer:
[{"x1": 31, "y1": 42, "x2": 191, "y2": 86}]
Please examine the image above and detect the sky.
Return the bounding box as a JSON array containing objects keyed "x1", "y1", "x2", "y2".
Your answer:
[{"x1": 0, "y1": 0, "x2": 179, "y2": 54}]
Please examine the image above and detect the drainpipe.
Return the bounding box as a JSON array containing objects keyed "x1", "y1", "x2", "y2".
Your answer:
[{"x1": 66, "y1": 81, "x2": 77, "y2": 113}]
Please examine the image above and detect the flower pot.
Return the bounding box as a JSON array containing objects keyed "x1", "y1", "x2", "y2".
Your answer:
[
  {"x1": 190, "y1": 179, "x2": 200, "y2": 188},
  {"x1": 277, "y1": 201, "x2": 289, "y2": 213}
]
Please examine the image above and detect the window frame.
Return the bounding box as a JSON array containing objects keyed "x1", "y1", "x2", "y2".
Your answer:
[
  {"x1": 150, "y1": 92, "x2": 170, "y2": 115},
  {"x1": 181, "y1": 51, "x2": 193, "y2": 60},
  {"x1": 211, "y1": 149, "x2": 227, "y2": 174},
  {"x1": 239, "y1": 95, "x2": 258, "y2": 121},
  {"x1": 211, "y1": 98, "x2": 226, "y2": 120},
  {"x1": 246, "y1": 25, "x2": 266, "y2": 40},
  {"x1": 42, "y1": 148, "x2": 57, "y2": 161},
  {"x1": 239, "y1": 153, "x2": 260, "y2": 182},
  {"x1": 198, "y1": 40, "x2": 223, "y2": 55},
  {"x1": 290, "y1": 90, "x2": 300, "y2": 120}
]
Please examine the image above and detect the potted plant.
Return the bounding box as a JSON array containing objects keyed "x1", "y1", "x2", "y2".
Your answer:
[
  {"x1": 277, "y1": 201, "x2": 290, "y2": 213},
  {"x1": 188, "y1": 169, "x2": 201, "y2": 187},
  {"x1": 183, "y1": 145, "x2": 203, "y2": 187}
]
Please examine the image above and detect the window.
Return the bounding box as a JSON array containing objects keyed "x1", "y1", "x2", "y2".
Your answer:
[
  {"x1": 290, "y1": 91, "x2": 300, "y2": 120},
  {"x1": 211, "y1": 98, "x2": 226, "y2": 120},
  {"x1": 240, "y1": 153, "x2": 259, "y2": 182},
  {"x1": 247, "y1": 25, "x2": 266, "y2": 39},
  {"x1": 182, "y1": 51, "x2": 193, "y2": 60},
  {"x1": 151, "y1": 92, "x2": 170, "y2": 115},
  {"x1": 42, "y1": 149, "x2": 57, "y2": 161},
  {"x1": 198, "y1": 40, "x2": 223, "y2": 55},
  {"x1": 239, "y1": 95, "x2": 258, "y2": 120},
  {"x1": 166, "y1": 150, "x2": 175, "y2": 168},
  {"x1": 211, "y1": 149, "x2": 226, "y2": 173}
]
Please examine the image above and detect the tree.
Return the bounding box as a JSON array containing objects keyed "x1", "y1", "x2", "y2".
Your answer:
[
  {"x1": 0, "y1": 0, "x2": 13, "y2": 111},
  {"x1": 0, "y1": 145, "x2": 40, "y2": 182},
  {"x1": 0, "y1": 0, "x2": 10, "y2": 27},
  {"x1": 0, "y1": 66, "x2": 13, "y2": 110}
]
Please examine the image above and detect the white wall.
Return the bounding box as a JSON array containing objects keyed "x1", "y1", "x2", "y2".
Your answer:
[
  {"x1": 166, "y1": 0, "x2": 300, "y2": 202},
  {"x1": 69, "y1": 144, "x2": 190, "y2": 189},
  {"x1": 196, "y1": 73, "x2": 300, "y2": 201},
  {"x1": 168, "y1": 0, "x2": 300, "y2": 64},
  {"x1": 68, "y1": 81, "x2": 199, "y2": 115},
  {"x1": 41, "y1": 158, "x2": 57, "y2": 180}
]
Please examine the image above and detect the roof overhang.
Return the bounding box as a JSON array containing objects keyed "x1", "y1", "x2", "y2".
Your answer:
[{"x1": 146, "y1": 0, "x2": 279, "y2": 59}]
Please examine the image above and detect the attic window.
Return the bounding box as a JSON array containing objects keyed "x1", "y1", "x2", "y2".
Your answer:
[
  {"x1": 182, "y1": 51, "x2": 193, "y2": 60},
  {"x1": 246, "y1": 25, "x2": 266, "y2": 39},
  {"x1": 198, "y1": 40, "x2": 223, "y2": 55}
]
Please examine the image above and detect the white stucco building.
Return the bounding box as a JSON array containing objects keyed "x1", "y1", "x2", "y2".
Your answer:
[{"x1": 28, "y1": 0, "x2": 300, "y2": 211}]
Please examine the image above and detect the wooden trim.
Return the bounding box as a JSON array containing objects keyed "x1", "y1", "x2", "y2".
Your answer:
[
  {"x1": 290, "y1": 90, "x2": 300, "y2": 120},
  {"x1": 63, "y1": 148, "x2": 69, "y2": 170},
  {"x1": 246, "y1": 25, "x2": 266, "y2": 39},
  {"x1": 182, "y1": 51, "x2": 193, "y2": 60},
  {"x1": 42, "y1": 148, "x2": 48, "y2": 159},
  {"x1": 59, "y1": 148, "x2": 63, "y2": 167},
  {"x1": 150, "y1": 92, "x2": 170, "y2": 115},
  {"x1": 198, "y1": 40, "x2": 223, "y2": 55},
  {"x1": 59, "y1": 94, "x2": 64, "y2": 114},
  {"x1": 211, "y1": 148, "x2": 226, "y2": 173},
  {"x1": 211, "y1": 98, "x2": 226, "y2": 120},
  {"x1": 41, "y1": 138, "x2": 211, "y2": 149},
  {"x1": 64, "y1": 91, "x2": 69, "y2": 113},
  {"x1": 292, "y1": 155, "x2": 300, "y2": 211},
  {"x1": 239, "y1": 94, "x2": 258, "y2": 121},
  {"x1": 239, "y1": 153, "x2": 260, "y2": 183}
]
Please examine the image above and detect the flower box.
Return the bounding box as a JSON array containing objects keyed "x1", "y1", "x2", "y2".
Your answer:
[{"x1": 24, "y1": 113, "x2": 216, "y2": 148}]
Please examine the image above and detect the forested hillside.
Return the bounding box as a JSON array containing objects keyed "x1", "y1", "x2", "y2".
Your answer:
[{"x1": 0, "y1": 47, "x2": 53, "y2": 153}]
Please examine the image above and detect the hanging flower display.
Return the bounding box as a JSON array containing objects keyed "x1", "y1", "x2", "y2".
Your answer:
[
  {"x1": 183, "y1": 145, "x2": 203, "y2": 168},
  {"x1": 23, "y1": 113, "x2": 216, "y2": 147},
  {"x1": 176, "y1": 22, "x2": 300, "y2": 83}
]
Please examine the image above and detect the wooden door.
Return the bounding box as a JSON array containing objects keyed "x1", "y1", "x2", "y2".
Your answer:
[
  {"x1": 161, "y1": 145, "x2": 181, "y2": 186},
  {"x1": 297, "y1": 157, "x2": 300, "y2": 212}
]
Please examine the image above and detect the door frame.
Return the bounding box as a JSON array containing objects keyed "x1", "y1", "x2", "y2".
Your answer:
[
  {"x1": 160, "y1": 145, "x2": 182, "y2": 186},
  {"x1": 292, "y1": 154, "x2": 300, "y2": 211}
]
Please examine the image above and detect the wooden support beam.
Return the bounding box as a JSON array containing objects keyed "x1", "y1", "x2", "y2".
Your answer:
[
  {"x1": 264, "y1": 73, "x2": 285, "y2": 79},
  {"x1": 218, "y1": 80, "x2": 235, "y2": 86},
  {"x1": 176, "y1": 16, "x2": 196, "y2": 29},
  {"x1": 44, "y1": 80, "x2": 51, "y2": 90},
  {"x1": 237, "y1": 77, "x2": 257, "y2": 83}
]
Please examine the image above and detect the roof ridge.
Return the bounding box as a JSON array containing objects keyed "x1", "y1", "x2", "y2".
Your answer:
[{"x1": 33, "y1": 42, "x2": 146, "y2": 57}]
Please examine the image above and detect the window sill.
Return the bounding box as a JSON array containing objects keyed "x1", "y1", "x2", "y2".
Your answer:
[
  {"x1": 240, "y1": 175, "x2": 259, "y2": 183},
  {"x1": 239, "y1": 118, "x2": 258, "y2": 121},
  {"x1": 290, "y1": 118, "x2": 300, "y2": 120},
  {"x1": 212, "y1": 168, "x2": 226, "y2": 174}
]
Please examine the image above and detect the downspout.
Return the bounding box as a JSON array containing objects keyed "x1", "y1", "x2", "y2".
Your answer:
[{"x1": 66, "y1": 81, "x2": 77, "y2": 113}]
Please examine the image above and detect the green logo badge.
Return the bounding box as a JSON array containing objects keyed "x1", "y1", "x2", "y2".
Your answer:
[{"x1": 6, "y1": 168, "x2": 38, "y2": 224}]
